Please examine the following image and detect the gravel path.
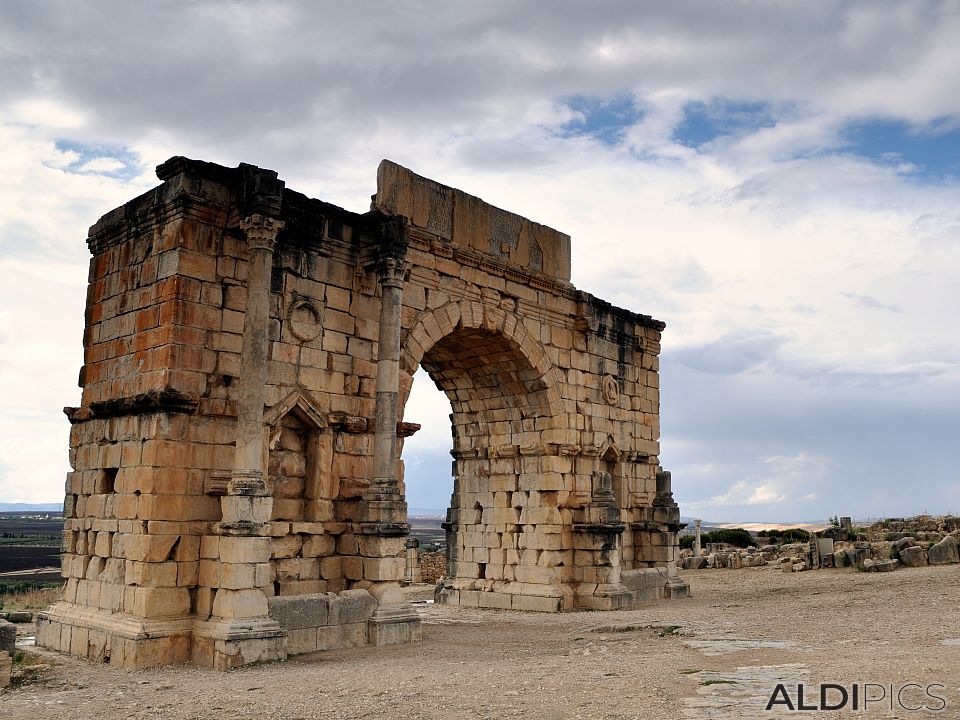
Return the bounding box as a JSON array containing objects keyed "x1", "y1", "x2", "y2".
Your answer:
[{"x1": 4, "y1": 564, "x2": 959, "y2": 719}]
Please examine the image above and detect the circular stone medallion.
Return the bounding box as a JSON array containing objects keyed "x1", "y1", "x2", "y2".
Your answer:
[
  {"x1": 601, "y1": 374, "x2": 620, "y2": 405},
  {"x1": 288, "y1": 301, "x2": 322, "y2": 342}
]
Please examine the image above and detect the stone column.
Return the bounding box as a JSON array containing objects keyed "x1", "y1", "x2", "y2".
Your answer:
[
  {"x1": 234, "y1": 213, "x2": 284, "y2": 482},
  {"x1": 404, "y1": 537, "x2": 422, "y2": 584},
  {"x1": 370, "y1": 256, "x2": 405, "y2": 497},
  {"x1": 362, "y1": 254, "x2": 411, "y2": 532},
  {"x1": 693, "y1": 519, "x2": 702, "y2": 558},
  {"x1": 362, "y1": 253, "x2": 421, "y2": 646},
  {"x1": 198, "y1": 213, "x2": 286, "y2": 670},
  {"x1": 220, "y1": 213, "x2": 284, "y2": 535}
]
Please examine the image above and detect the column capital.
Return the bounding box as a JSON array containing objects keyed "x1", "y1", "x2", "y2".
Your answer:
[
  {"x1": 240, "y1": 214, "x2": 285, "y2": 252},
  {"x1": 376, "y1": 256, "x2": 407, "y2": 289}
]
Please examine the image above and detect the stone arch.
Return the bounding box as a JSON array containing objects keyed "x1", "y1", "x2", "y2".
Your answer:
[
  {"x1": 397, "y1": 301, "x2": 570, "y2": 606},
  {"x1": 399, "y1": 300, "x2": 564, "y2": 426}
]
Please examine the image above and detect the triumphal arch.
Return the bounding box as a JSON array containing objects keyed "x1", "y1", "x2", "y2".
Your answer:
[{"x1": 38, "y1": 157, "x2": 688, "y2": 669}]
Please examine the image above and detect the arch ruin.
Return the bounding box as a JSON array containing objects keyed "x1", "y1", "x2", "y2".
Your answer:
[{"x1": 37, "y1": 157, "x2": 688, "y2": 670}]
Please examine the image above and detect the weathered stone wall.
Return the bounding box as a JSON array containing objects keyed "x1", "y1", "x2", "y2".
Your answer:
[
  {"x1": 38, "y1": 156, "x2": 686, "y2": 670},
  {"x1": 383, "y1": 163, "x2": 684, "y2": 610}
]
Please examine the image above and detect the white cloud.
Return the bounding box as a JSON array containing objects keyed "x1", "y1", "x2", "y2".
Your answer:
[
  {"x1": 0, "y1": 1, "x2": 958, "y2": 521},
  {"x1": 703, "y1": 452, "x2": 829, "y2": 510},
  {"x1": 76, "y1": 157, "x2": 126, "y2": 174}
]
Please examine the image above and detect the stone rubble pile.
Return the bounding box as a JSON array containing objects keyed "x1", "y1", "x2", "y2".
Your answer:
[{"x1": 679, "y1": 517, "x2": 960, "y2": 575}]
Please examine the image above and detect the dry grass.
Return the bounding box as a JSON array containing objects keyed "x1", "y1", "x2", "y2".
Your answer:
[{"x1": 0, "y1": 584, "x2": 62, "y2": 611}]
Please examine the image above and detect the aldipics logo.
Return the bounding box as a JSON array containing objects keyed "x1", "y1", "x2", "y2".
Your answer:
[{"x1": 766, "y1": 683, "x2": 948, "y2": 713}]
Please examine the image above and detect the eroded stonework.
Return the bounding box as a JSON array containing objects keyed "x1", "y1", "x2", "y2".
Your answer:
[{"x1": 38, "y1": 157, "x2": 688, "y2": 670}]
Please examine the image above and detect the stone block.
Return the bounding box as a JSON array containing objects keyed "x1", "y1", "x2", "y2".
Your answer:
[
  {"x1": 125, "y1": 560, "x2": 178, "y2": 587},
  {"x1": 328, "y1": 590, "x2": 377, "y2": 625},
  {"x1": 342, "y1": 556, "x2": 363, "y2": 580},
  {"x1": 277, "y1": 579, "x2": 327, "y2": 595},
  {"x1": 286, "y1": 627, "x2": 318, "y2": 655},
  {"x1": 270, "y1": 535, "x2": 303, "y2": 559},
  {"x1": 218, "y1": 536, "x2": 272, "y2": 564},
  {"x1": 928, "y1": 536, "x2": 959, "y2": 565},
  {"x1": 211, "y1": 588, "x2": 268, "y2": 619},
  {"x1": 219, "y1": 562, "x2": 257, "y2": 589},
  {"x1": 890, "y1": 537, "x2": 918, "y2": 558},
  {"x1": 0, "y1": 620, "x2": 15, "y2": 656},
  {"x1": 899, "y1": 545, "x2": 928, "y2": 567},
  {"x1": 362, "y1": 557, "x2": 405, "y2": 582},
  {"x1": 511, "y1": 594, "x2": 562, "y2": 612},
  {"x1": 316, "y1": 622, "x2": 368, "y2": 651},
  {"x1": 367, "y1": 617, "x2": 423, "y2": 647},
  {"x1": 267, "y1": 593, "x2": 329, "y2": 630},
  {"x1": 0, "y1": 651, "x2": 10, "y2": 689},
  {"x1": 357, "y1": 536, "x2": 406, "y2": 557},
  {"x1": 320, "y1": 556, "x2": 343, "y2": 579},
  {"x1": 301, "y1": 534, "x2": 336, "y2": 557},
  {"x1": 476, "y1": 591, "x2": 513, "y2": 609},
  {"x1": 131, "y1": 587, "x2": 191, "y2": 618}
]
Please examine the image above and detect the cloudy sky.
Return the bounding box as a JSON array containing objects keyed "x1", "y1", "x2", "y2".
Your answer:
[{"x1": 1, "y1": 1, "x2": 958, "y2": 522}]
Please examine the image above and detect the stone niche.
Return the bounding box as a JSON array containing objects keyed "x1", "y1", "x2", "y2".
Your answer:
[{"x1": 37, "y1": 156, "x2": 688, "y2": 671}]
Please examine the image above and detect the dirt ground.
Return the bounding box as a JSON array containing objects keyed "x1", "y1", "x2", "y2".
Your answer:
[{"x1": 3, "y1": 564, "x2": 959, "y2": 719}]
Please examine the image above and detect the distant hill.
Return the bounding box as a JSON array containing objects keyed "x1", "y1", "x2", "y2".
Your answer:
[
  {"x1": 409, "y1": 508, "x2": 446, "y2": 517},
  {"x1": 0, "y1": 502, "x2": 63, "y2": 512}
]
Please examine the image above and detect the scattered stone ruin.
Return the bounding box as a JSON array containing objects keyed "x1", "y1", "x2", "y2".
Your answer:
[
  {"x1": 680, "y1": 515, "x2": 960, "y2": 574},
  {"x1": 37, "y1": 157, "x2": 688, "y2": 670}
]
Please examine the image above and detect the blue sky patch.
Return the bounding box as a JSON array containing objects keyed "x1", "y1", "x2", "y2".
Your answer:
[
  {"x1": 52, "y1": 140, "x2": 143, "y2": 181},
  {"x1": 558, "y1": 94, "x2": 642, "y2": 145},
  {"x1": 840, "y1": 117, "x2": 960, "y2": 182},
  {"x1": 673, "y1": 100, "x2": 780, "y2": 149}
]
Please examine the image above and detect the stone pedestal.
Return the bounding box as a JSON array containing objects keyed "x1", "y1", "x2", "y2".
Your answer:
[{"x1": 366, "y1": 585, "x2": 422, "y2": 646}]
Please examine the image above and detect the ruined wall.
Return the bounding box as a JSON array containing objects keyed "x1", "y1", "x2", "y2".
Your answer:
[{"x1": 38, "y1": 156, "x2": 686, "y2": 671}]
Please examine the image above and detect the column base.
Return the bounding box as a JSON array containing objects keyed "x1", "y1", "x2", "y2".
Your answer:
[
  {"x1": 37, "y1": 602, "x2": 192, "y2": 669},
  {"x1": 192, "y1": 617, "x2": 287, "y2": 670},
  {"x1": 664, "y1": 576, "x2": 691, "y2": 599},
  {"x1": 574, "y1": 582, "x2": 637, "y2": 610},
  {"x1": 367, "y1": 606, "x2": 423, "y2": 647},
  {"x1": 366, "y1": 584, "x2": 423, "y2": 646}
]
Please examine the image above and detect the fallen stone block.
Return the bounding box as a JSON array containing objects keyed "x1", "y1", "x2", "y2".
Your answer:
[
  {"x1": 928, "y1": 536, "x2": 959, "y2": 565},
  {"x1": 6, "y1": 612, "x2": 32, "y2": 624},
  {"x1": 890, "y1": 536, "x2": 918, "y2": 559},
  {"x1": 873, "y1": 559, "x2": 899, "y2": 572},
  {"x1": 899, "y1": 545, "x2": 928, "y2": 567},
  {"x1": 845, "y1": 547, "x2": 869, "y2": 567}
]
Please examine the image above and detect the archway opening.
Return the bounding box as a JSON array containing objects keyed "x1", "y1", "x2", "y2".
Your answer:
[{"x1": 399, "y1": 325, "x2": 557, "y2": 594}]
